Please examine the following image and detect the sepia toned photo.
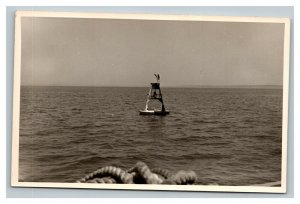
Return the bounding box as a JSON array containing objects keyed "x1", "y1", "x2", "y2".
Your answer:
[{"x1": 11, "y1": 11, "x2": 290, "y2": 193}]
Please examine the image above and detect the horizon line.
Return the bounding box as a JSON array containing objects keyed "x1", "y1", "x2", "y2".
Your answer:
[{"x1": 20, "y1": 84, "x2": 283, "y2": 89}]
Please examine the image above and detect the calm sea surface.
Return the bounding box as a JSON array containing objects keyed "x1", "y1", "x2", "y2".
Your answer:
[{"x1": 19, "y1": 86, "x2": 283, "y2": 185}]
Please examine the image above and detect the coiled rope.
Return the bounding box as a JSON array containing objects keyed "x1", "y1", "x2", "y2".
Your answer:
[{"x1": 76, "y1": 161, "x2": 197, "y2": 184}]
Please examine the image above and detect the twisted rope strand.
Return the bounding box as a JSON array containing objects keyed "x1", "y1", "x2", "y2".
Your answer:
[
  {"x1": 132, "y1": 162, "x2": 163, "y2": 184},
  {"x1": 151, "y1": 168, "x2": 172, "y2": 179},
  {"x1": 77, "y1": 166, "x2": 133, "y2": 184},
  {"x1": 163, "y1": 171, "x2": 197, "y2": 185}
]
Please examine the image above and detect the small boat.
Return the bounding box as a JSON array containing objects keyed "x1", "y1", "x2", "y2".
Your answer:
[{"x1": 139, "y1": 74, "x2": 170, "y2": 116}]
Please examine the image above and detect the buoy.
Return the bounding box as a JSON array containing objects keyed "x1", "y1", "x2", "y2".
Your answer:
[{"x1": 139, "y1": 74, "x2": 170, "y2": 116}]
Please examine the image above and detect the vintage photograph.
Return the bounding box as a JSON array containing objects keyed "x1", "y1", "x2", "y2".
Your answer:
[{"x1": 11, "y1": 11, "x2": 290, "y2": 192}]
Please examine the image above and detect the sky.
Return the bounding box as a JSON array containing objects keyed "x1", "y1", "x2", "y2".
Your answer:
[{"x1": 21, "y1": 17, "x2": 285, "y2": 87}]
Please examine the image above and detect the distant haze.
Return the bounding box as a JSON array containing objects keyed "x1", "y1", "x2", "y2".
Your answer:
[{"x1": 21, "y1": 17, "x2": 285, "y2": 87}]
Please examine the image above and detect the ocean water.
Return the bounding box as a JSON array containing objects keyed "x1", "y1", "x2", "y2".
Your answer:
[{"x1": 19, "y1": 86, "x2": 283, "y2": 186}]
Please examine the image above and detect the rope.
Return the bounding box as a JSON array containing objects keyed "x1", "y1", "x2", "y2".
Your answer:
[
  {"x1": 151, "y1": 168, "x2": 172, "y2": 179},
  {"x1": 76, "y1": 161, "x2": 197, "y2": 185},
  {"x1": 76, "y1": 166, "x2": 133, "y2": 184},
  {"x1": 163, "y1": 170, "x2": 197, "y2": 185}
]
